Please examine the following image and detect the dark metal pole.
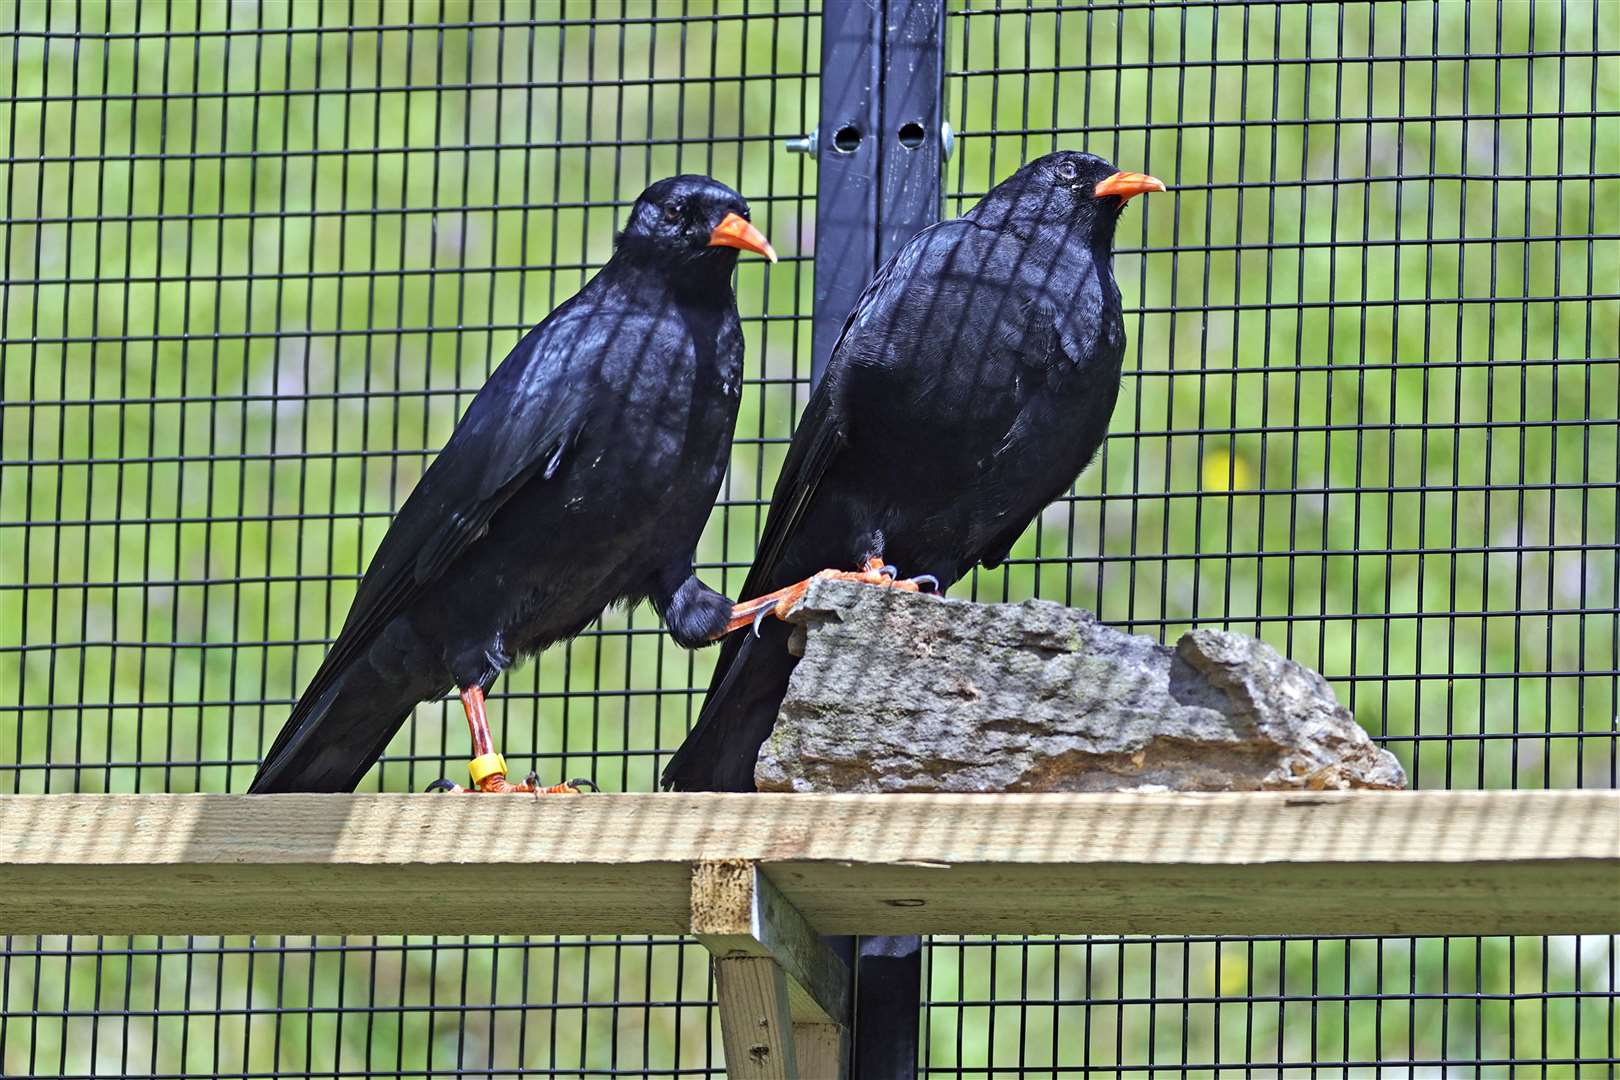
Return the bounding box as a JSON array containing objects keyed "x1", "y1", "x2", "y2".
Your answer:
[
  {"x1": 876, "y1": 0, "x2": 946, "y2": 261},
  {"x1": 808, "y1": 0, "x2": 944, "y2": 383},
  {"x1": 804, "y1": 2, "x2": 945, "y2": 1077},
  {"x1": 809, "y1": 0, "x2": 881, "y2": 385}
]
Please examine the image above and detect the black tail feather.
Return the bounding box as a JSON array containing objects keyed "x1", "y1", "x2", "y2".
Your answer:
[
  {"x1": 661, "y1": 620, "x2": 798, "y2": 792},
  {"x1": 249, "y1": 660, "x2": 442, "y2": 793}
]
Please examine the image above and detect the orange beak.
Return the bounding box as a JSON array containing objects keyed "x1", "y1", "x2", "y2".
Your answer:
[
  {"x1": 707, "y1": 212, "x2": 777, "y2": 263},
  {"x1": 1094, "y1": 171, "x2": 1166, "y2": 201}
]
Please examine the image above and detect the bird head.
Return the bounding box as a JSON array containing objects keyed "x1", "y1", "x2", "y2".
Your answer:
[
  {"x1": 616, "y1": 175, "x2": 777, "y2": 273},
  {"x1": 973, "y1": 150, "x2": 1164, "y2": 251}
]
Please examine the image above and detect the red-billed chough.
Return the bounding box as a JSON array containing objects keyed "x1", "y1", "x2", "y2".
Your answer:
[
  {"x1": 664, "y1": 150, "x2": 1162, "y2": 792},
  {"x1": 250, "y1": 175, "x2": 775, "y2": 795}
]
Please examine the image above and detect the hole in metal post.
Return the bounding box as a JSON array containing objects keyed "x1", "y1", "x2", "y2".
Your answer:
[
  {"x1": 832, "y1": 125, "x2": 862, "y2": 153},
  {"x1": 897, "y1": 121, "x2": 926, "y2": 148}
]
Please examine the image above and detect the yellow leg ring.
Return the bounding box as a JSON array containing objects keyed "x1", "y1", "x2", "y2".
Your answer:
[{"x1": 468, "y1": 752, "x2": 508, "y2": 787}]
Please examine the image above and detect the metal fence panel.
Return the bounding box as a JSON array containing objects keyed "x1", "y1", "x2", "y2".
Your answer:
[
  {"x1": 2, "y1": 0, "x2": 1615, "y2": 1076},
  {"x1": 926, "y1": 1, "x2": 1617, "y2": 1075}
]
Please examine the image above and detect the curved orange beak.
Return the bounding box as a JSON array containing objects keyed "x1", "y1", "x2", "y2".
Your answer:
[
  {"x1": 708, "y1": 212, "x2": 777, "y2": 263},
  {"x1": 1094, "y1": 171, "x2": 1166, "y2": 201}
]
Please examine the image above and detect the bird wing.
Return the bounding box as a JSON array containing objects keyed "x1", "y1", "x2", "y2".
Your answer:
[
  {"x1": 736, "y1": 378, "x2": 847, "y2": 598},
  {"x1": 973, "y1": 279, "x2": 1121, "y2": 570},
  {"x1": 975, "y1": 487, "x2": 1052, "y2": 570},
  {"x1": 265, "y1": 308, "x2": 595, "y2": 766},
  {"x1": 738, "y1": 220, "x2": 972, "y2": 597},
  {"x1": 665, "y1": 222, "x2": 982, "y2": 792}
]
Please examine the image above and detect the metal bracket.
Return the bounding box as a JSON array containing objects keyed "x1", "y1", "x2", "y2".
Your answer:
[{"x1": 788, "y1": 122, "x2": 949, "y2": 161}]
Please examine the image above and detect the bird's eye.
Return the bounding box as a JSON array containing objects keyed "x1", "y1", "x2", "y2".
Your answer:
[
  {"x1": 663, "y1": 203, "x2": 682, "y2": 223},
  {"x1": 1057, "y1": 161, "x2": 1078, "y2": 181}
]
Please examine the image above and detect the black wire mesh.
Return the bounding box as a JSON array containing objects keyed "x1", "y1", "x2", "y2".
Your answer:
[
  {"x1": 1, "y1": 1, "x2": 817, "y2": 1074},
  {"x1": 924, "y1": 1, "x2": 1617, "y2": 1075},
  {"x1": 1, "y1": 0, "x2": 1615, "y2": 1076}
]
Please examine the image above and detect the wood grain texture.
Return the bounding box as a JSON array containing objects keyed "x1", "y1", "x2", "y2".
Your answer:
[
  {"x1": 714, "y1": 955, "x2": 797, "y2": 1079},
  {"x1": 693, "y1": 862, "x2": 852, "y2": 1025},
  {"x1": 1, "y1": 791, "x2": 1614, "y2": 936},
  {"x1": 791, "y1": 1023, "x2": 847, "y2": 1079}
]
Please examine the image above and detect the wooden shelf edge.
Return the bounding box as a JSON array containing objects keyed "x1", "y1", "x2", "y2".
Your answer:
[{"x1": 0, "y1": 790, "x2": 1613, "y2": 937}]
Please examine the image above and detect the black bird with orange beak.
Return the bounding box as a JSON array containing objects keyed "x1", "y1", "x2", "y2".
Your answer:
[
  {"x1": 665, "y1": 150, "x2": 1164, "y2": 792},
  {"x1": 251, "y1": 175, "x2": 775, "y2": 795}
]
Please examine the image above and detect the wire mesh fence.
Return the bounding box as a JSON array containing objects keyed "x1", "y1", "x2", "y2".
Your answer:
[{"x1": 1, "y1": 0, "x2": 1615, "y2": 1076}]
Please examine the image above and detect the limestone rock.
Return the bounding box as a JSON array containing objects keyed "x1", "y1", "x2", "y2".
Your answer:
[{"x1": 753, "y1": 578, "x2": 1405, "y2": 793}]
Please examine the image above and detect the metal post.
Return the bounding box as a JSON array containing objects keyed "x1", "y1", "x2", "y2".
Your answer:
[
  {"x1": 802, "y1": 3, "x2": 945, "y2": 1076},
  {"x1": 806, "y1": 0, "x2": 944, "y2": 384},
  {"x1": 808, "y1": 0, "x2": 881, "y2": 385},
  {"x1": 876, "y1": 0, "x2": 947, "y2": 262}
]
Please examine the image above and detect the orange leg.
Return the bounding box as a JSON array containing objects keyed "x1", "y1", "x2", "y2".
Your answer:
[
  {"x1": 425, "y1": 686, "x2": 598, "y2": 794},
  {"x1": 715, "y1": 557, "x2": 939, "y2": 639}
]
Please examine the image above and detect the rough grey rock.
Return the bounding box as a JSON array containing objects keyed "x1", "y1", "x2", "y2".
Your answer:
[{"x1": 754, "y1": 578, "x2": 1406, "y2": 793}]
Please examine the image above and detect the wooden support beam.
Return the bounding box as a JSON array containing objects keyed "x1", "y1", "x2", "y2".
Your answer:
[
  {"x1": 692, "y1": 860, "x2": 852, "y2": 1025},
  {"x1": 792, "y1": 1023, "x2": 848, "y2": 1079},
  {"x1": 711, "y1": 955, "x2": 798, "y2": 1080},
  {"x1": 0, "y1": 791, "x2": 1614, "y2": 937},
  {"x1": 693, "y1": 861, "x2": 853, "y2": 1080}
]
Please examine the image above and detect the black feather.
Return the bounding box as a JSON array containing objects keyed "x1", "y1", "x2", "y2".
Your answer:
[
  {"x1": 252, "y1": 175, "x2": 762, "y2": 793},
  {"x1": 663, "y1": 150, "x2": 1147, "y2": 792}
]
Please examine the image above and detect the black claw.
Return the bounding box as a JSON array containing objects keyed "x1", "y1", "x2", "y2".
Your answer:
[
  {"x1": 425, "y1": 778, "x2": 457, "y2": 793},
  {"x1": 752, "y1": 604, "x2": 771, "y2": 637},
  {"x1": 878, "y1": 564, "x2": 899, "y2": 580},
  {"x1": 569, "y1": 778, "x2": 600, "y2": 792},
  {"x1": 913, "y1": 574, "x2": 940, "y2": 592}
]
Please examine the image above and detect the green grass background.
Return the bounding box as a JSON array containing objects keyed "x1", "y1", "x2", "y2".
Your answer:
[{"x1": 1, "y1": 0, "x2": 1616, "y2": 1075}]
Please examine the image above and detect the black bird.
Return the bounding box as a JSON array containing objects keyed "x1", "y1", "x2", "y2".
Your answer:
[
  {"x1": 663, "y1": 150, "x2": 1162, "y2": 792},
  {"x1": 250, "y1": 175, "x2": 775, "y2": 795}
]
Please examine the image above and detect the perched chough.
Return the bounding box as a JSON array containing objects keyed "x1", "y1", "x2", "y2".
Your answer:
[
  {"x1": 664, "y1": 150, "x2": 1163, "y2": 792},
  {"x1": 250, "y1": 175, "x2": 775, "y2": 795}
]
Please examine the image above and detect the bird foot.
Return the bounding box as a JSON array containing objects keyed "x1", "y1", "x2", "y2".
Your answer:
[
  {"x1": 431, "y1": 691, "x2": 598, "y2": 795},
  {"x1": 426, "y1": 758, "x2": 597, "y2": 795},
  {"x1": 718, "y1": 557, "x2": 938, "y2": 638}
]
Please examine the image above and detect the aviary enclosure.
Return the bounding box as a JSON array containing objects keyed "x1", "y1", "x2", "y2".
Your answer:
[{"x1": 2, "y1": 1, "x2": 1616, "y2": 1076}]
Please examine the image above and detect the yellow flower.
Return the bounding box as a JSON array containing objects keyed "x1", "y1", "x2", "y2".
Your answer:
[{"x1": 1201, "y1": 446, "x2": 1254, "y2": 493}]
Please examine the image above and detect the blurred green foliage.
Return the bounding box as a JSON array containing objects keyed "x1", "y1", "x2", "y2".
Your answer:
[{"x1": 1, "y1": 0, "x2": 1615, "y2": 1076}]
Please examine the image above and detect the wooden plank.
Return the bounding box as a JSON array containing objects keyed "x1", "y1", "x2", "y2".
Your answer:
[
  {"x1": 0, "y1": 792, "x2": 1614, "y2": 936},
  {"x1": 693, "y1": 861, "x2": 852, "y2": 1078},
  {"x1": 713, "y1": 955, "x2": 798, "y2": 1080},
  {"x1": 692, "y1": 861, "x2": 852, "y2": 1026},
  {"x1": 792, "y1": 1023, "x2": 848, "y2": 1079}
]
